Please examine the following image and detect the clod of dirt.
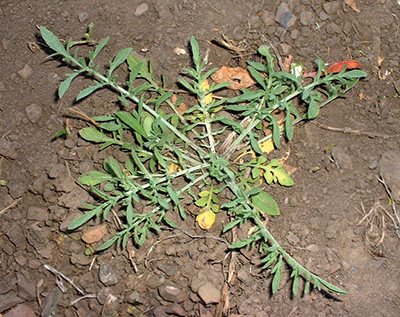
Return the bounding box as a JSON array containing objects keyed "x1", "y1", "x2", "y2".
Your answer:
[
  {"x1": 379, "y1": 150, "x2": 400, "y2": 201},
  {"x1": 275, "y1": 3, "x2": 296, "y2": 29},
  {"x1": 81, "y1": 224, "x2": 107, "y2": 244},
  {"x1": 166, "y1": 303, "x2": 186, "y2": 316},
  {"x1": 16, "y1": 273, "x2": 36, "y2": 301},
  {"x1": 146, "y1": 274, "x2": 165, "y2": 289},
  {"x1": 17, "y1": 64, "x2": 32, "y2": 79},
  {"x1": 0, "y1": 139, "x2": 18, "y2": 160},
  {"x1": 197, "y1": 282, "x2": 221, "y2": 305},
  {"x1": 27, "y1": 206, "x2": 48, "y2": 222},
  {"x1": 99, "y1": 263, "x2": 121, "y2": 286},
  {"x1": 158, "y1": 284, "x2": 188, "y2": 303},
  {"x1": 3, "y1": 304, "x2": 35, "y2": 317},
  {"x1": 0, "y1": 292, "x2": 24, "y2": 313},
  {"x1": 60, "y1": 210, "x2": 83, "y2": 232},
  {"x1": 77, "y1": 12, "x2": 89, "y2": 23},
  {"x1": 25, "y1": 103, "x2": 42, "y2": 124},
  {"x1": 157, "y1": 262, "x2": 178, "y2": 277},
  {"x1": 331, "y1": 146, "x2": 353, "y2": 170}
]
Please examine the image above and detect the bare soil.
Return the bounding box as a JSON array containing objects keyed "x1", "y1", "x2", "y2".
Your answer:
[{"x1": 1, "y1": 0, "x2": 400, "y2": 316}]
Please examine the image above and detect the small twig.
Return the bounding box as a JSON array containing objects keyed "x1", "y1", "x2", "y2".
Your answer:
[
  {"x1": 68, "y1": 107, "x2": 100, "y2": 128},
  {"x1": 44, "y1": 264, "x2": 85, "y2": 295},
  {"x1": 36, "y1": 279, "x2": 43, "y2": 309},
  {"x1": 0, "y1": 197, "x2": 22, "y2": 216},
  {"x1": 70, "y1": 293, "x2": 97, "y2": 306},
  {"x1": 313, "y1": 121, "x2": 400, "y2": 139},
  {"x1": 377, "y1": 176, "x2": 400, "y2": 238},
  {"x1": 175, "y1": 227, "x2": 230, "y2": 245},
  {"x1": 205, "y1": 1, "x2": 226, "y2": 16}
]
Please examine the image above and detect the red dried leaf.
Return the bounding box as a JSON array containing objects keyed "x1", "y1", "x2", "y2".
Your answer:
[{"x1": 303, "y1": 60, "x2": 362, "y2": 78}]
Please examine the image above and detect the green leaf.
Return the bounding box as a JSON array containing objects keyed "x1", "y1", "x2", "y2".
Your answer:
[
  {"x1": 223, "y1": 219, "x2": 242, "y2": 233},
  {"x1": 79, "y1": 127, "x2": 114, "y2": 143},
  {"x1": 76, "y1": 84, "x2": 104, "y2": 101},
  {"x1": 271, "y1": 260, "x2": 283, "y2": 293},
  {"x1": 319, "y1": 278, "x2": 348, "y2": 294},
  {"x1": 108, "y1": 47, "x2": 133, "y2": 75},
  {"x1": 195, "y1": 198, "x2": 208, "y2": 207},
  {"x1": 59, "y1": 72, "x2": 80, "y2": 98},
  {"x1": 229, "y1": 239, "x2": 252, "y2": 249},
  {"x1": 155, "y1": 91, "x2": 173, "y2": 109},
  {"x1": 178, "y1": 78, "x2": 196, "y2": 94},
  {"x1": 248, "y1": 66, "x2": 267, "y2": 90},
  {"x1": 100, "y1": 122, "x2": 122, "y2": 131},
  {"x1": 249, "y1": 132, "x2": 263, "y2": 155},
  {"x1": 96, "y1": 235, "x2": 119, "y2": 251},
  {"x1": 114, "y1": 111, "x2": 148, "y2": 138},
  {"x1": 105, "y1": 156, "x2": 123, "y2": 179},
  {"x1": 342, "y1": 70, "x2": 367, "y2": 79},
  {"x1": 79, "y1": 171, "x2": 112, "y2": 185},
  {"x1": 252, "y1": 191, "x2": 280, "y2": 216},
  {"x1": 190, "y1": 36, "x2": 201, "y2": 66},
  {"x1": 40, "y1": 27, "x2": 68, "y2": 56},
  {"x1": 68, "y1": 209, "x2": 97, "y2": 230},
  {"x1": 91, "y1": 37, "x2": 109, "y2": 60}
]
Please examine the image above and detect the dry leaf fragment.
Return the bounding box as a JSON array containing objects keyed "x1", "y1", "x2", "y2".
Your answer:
[
  {"x1": 173, "y1": 47, "x2": 187, "y2": 55},
  {"x1": 345, "y1": 0, "x2": 360, "y2": 12},
  {"x1": 171, "y1": 94, "x2": 187, "y2": 115},
  {"x1": 211, "y1": 66, "x2": 256, "y2": 90},
  {"x1": 282, "y1": 55, "x2": 293, "y2": 73},
  {"x1": 378, "y1": 55, "x2": 384, "y2": 67},
  {"x1": 201, "y1": 79, "x2": 213, "y2": 104}
]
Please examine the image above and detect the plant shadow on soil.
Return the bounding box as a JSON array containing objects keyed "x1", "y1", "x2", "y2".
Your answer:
[{"x1": 0, "y1": 0, "x2": 400, "y2": 316}]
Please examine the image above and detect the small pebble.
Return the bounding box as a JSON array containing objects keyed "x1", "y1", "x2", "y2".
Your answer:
[
  {"x1": 99, "y1": 263, "x2": 121, "y2": 286},
  {"x1": 18, "y1": 64, "x2": 32, "y2": 79},
  {"x1": 135, "y1": 3, "x2": 149, "y2": 16},
  {"x1": 158, "y1": 284, "x2": 188, "y2": 303},
  {"x1": 77, "y1": 12, "x2": 89, "y2": 23}
]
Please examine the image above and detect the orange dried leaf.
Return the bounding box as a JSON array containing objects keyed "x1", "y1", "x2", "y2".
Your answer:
[
  {"x1": 326, "y1": 60, "x2": 362, "y2": 74},
  {"x1": 211, "y1": 66, "x2": 256, "y2": 90},
  {"x1": 171, "y1": 94, "x2": 187, "y2": 115},
  {"x1": 345, "y1": 0, "x2": 360, "y2": 12}
]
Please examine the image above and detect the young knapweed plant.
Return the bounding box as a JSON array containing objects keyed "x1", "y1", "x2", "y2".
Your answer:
[{"x1": 41, "y1": 26, "x2": 366, "y2": 296}]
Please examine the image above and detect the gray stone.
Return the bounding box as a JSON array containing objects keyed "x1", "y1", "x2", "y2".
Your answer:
[
  {"x1": 99, "y1": 263, "x2": 121, "y2": 286},
  {"x1": 123, "y1": 291, "x2": 140, "y2": 304},
  {"x1": 158, "y1": 284, "x2": 188, "y2": 303},
  {"x1": 17, "y1": 64, "x2": 32, "y2": 79},
  {"x1": 25, "y1": 103, "x2": 42, "y2": 123},
  {"x1": 275, "y1": 3, "x2": 296, "y2": 29},
  {"x1": 135, "y1": 3, "x2": 149, "y2": 16},
  {"x1": 287, "y1": 231, "x2": 300, "y2": 245},
  {"x1": 331, "y1": 146, "x2": 353, "y2": 170},
  {"x1": 380, "y1": 150, "x2": 400, "y2": 201},
  {"x1": 197, "y1": 282, "x2": 221, "y2": 305},
  {"x1": 57, "y1": 187, "x2": 90, "y2": 209},
  {"x1": 71, "y1": 252, "x2": 92, "y2": 266},
  {"x1": 0, "y1": 139, "x2": 18, "y2": 159}
]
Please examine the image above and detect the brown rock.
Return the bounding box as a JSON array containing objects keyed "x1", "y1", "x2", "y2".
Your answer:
[
  {"x1": 158, "y1": 284, "x2": 188, "y2": 303},
  {"x1": 81, "y1": 224, "x2": 108, "y2": 244},
  {"x1": 197, "y1": 282, "x2": 221, "y2": 305},
  {"x1": 4, "y1": 303, "x2": 35, "y2": 317}
]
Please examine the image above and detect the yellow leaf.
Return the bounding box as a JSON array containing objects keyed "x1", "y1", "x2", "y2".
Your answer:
[
  {"x1": 168, "y1": 162, "x2": 182, "y2": 174},
  {"x1": 201, "y1": 79, "x2": 213, "y2": 104},
  {"x1": 259, "y1": 139, "x2": 275, "y2": 154},
  {"x1": 196, "y1": 207, "x2": 216, "y2": 230}
]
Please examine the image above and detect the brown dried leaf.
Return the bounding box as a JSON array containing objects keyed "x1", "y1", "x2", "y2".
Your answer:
[
  {"x1": 211, "y1": 66, "x2": 256, "y2": 90},
  {"x1": 345, "y1": 0, "x2": 360, "y2": 12},
  {"x1": 282, "y1": 55, "x2": 293, "y2": 73},
  {"x1": 171, "y1": 94, "x2": 187, "y2": 115}
]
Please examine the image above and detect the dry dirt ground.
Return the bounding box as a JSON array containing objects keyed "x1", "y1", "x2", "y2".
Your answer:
[{"x1": 1, "y1": 0, "x2": 400, "y2": 316}]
